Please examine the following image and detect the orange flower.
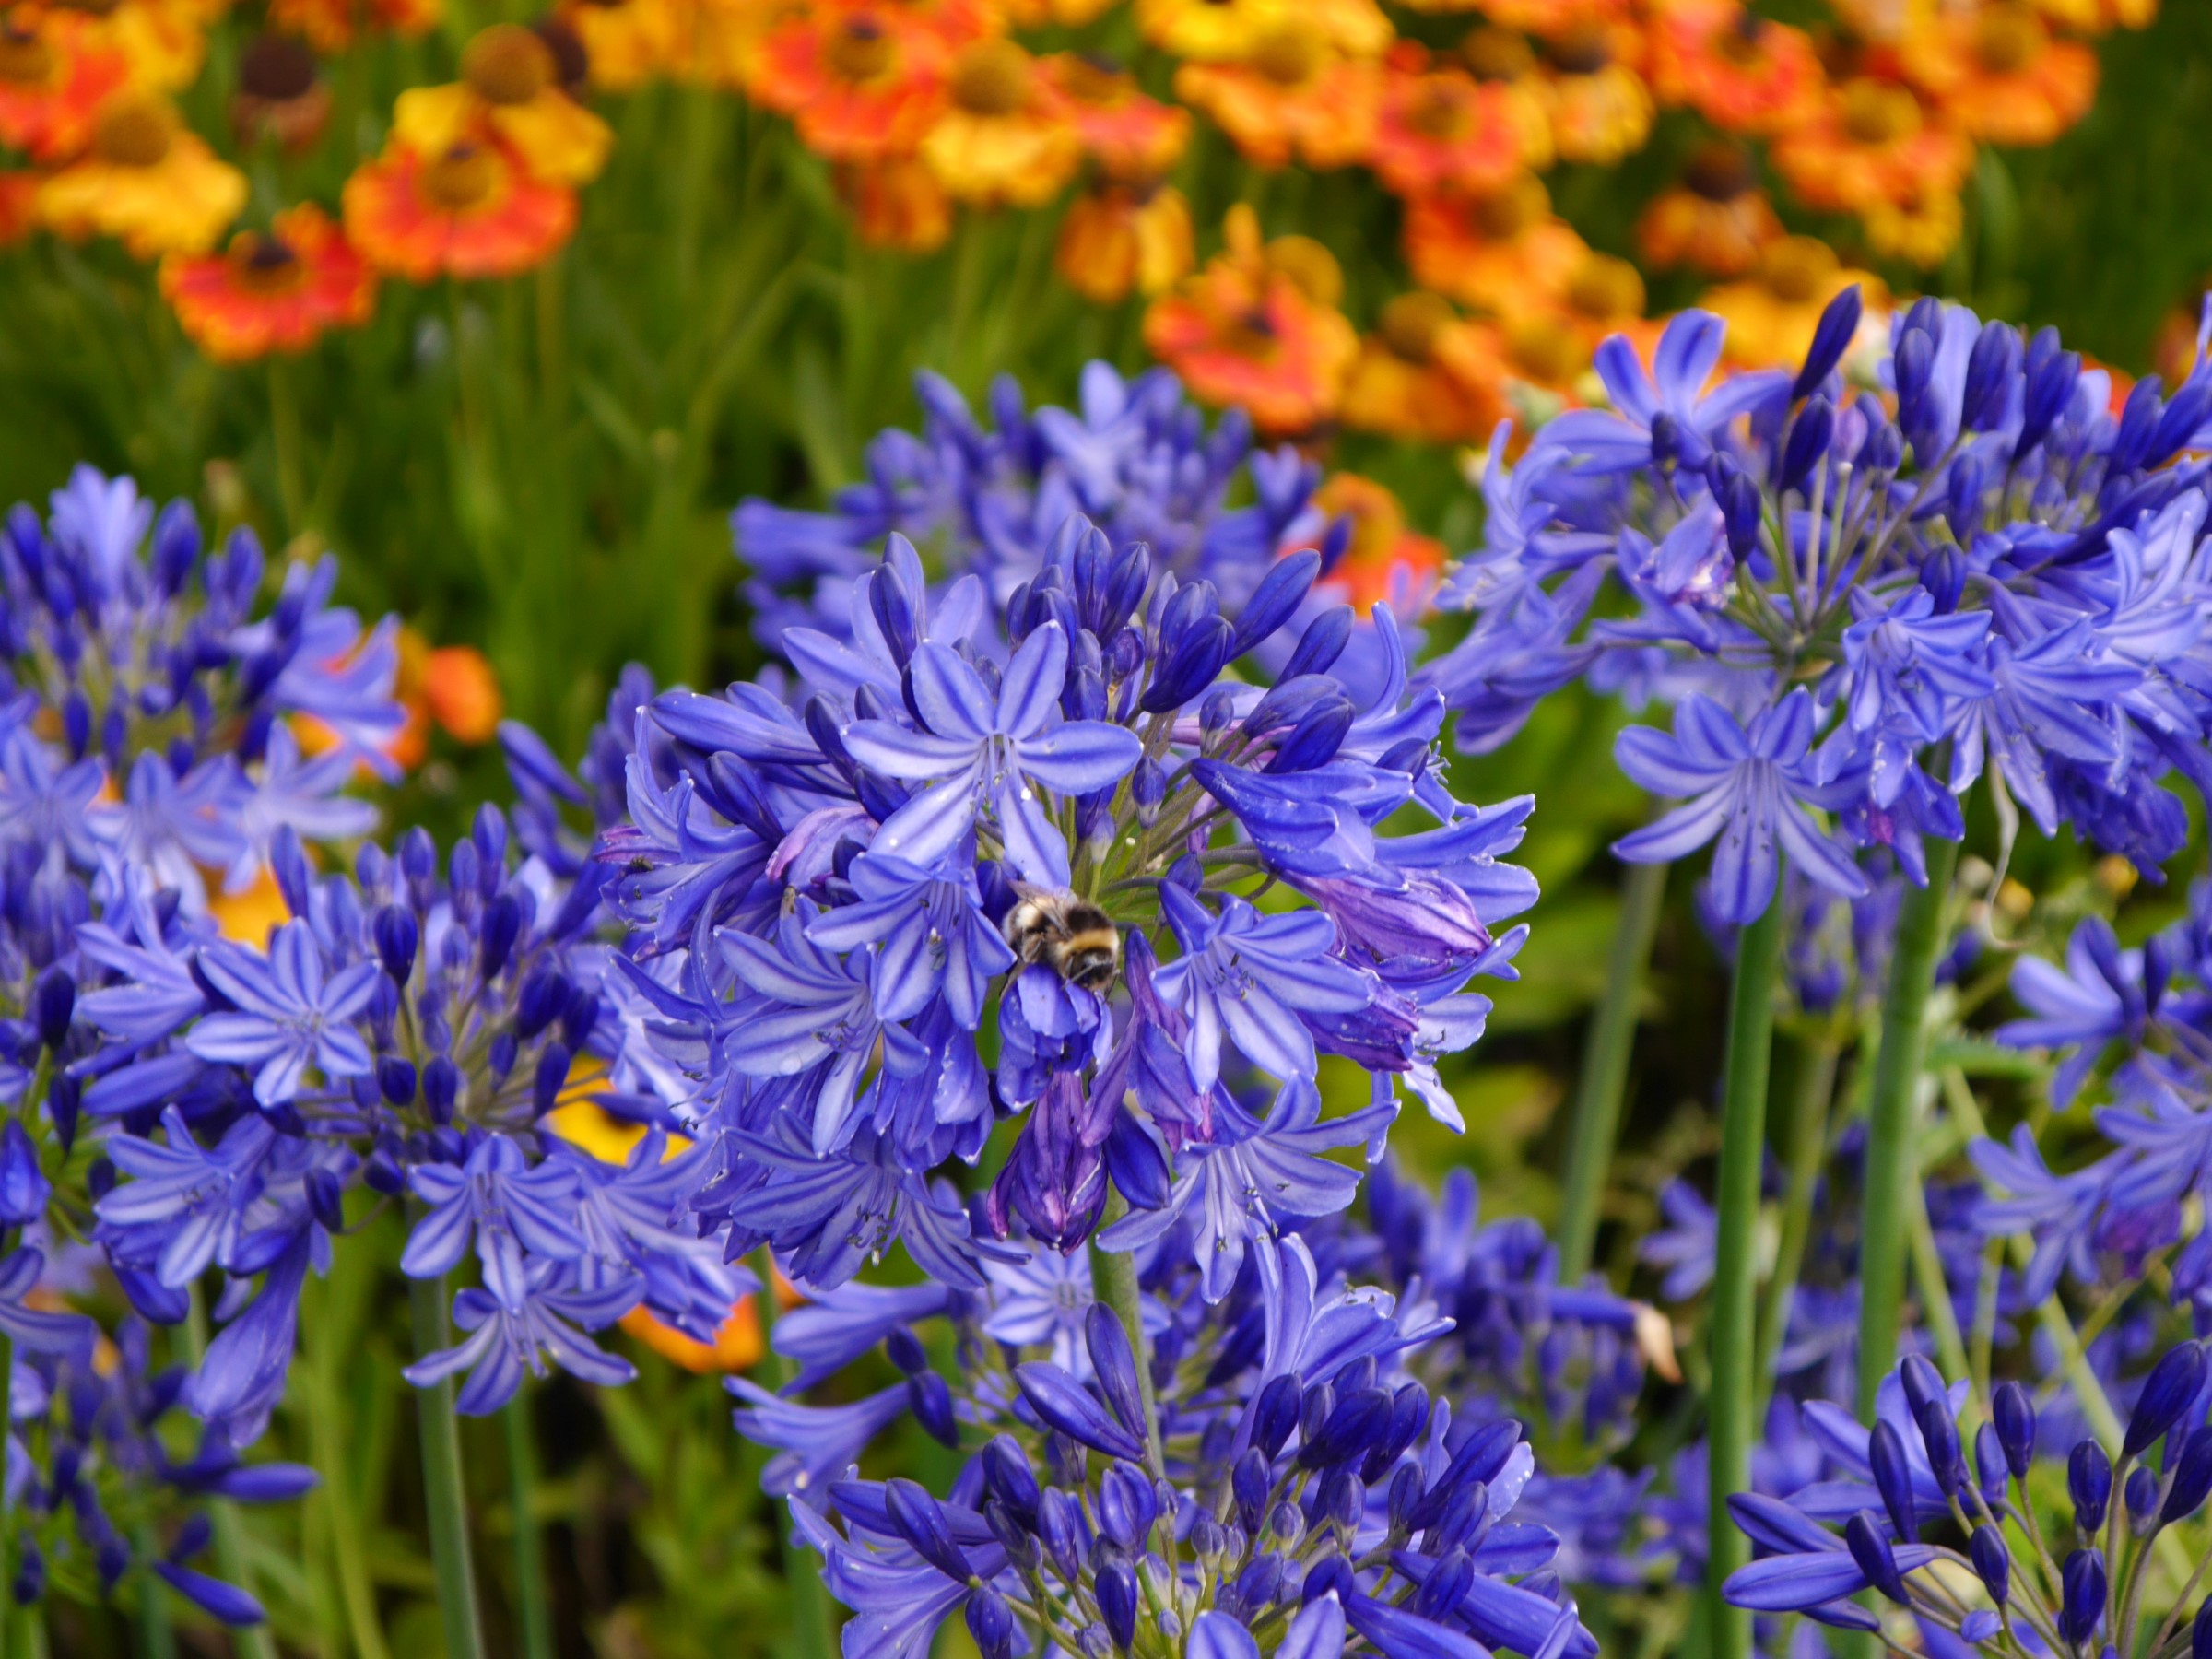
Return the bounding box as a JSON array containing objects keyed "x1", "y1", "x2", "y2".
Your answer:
[
  {"x1": 1861, "y1": 181, "x2": 1962, "y2": 267},
  {"x1": 1457, "y1": 27, "x2": 1553, "y2": 169},
  {"x1": 1538, "y1": 25, "x2": 1652, "y2": 165},
  {"x1": 1898, "y1": 4, "x2": 2095, "y2": 147},
  {"x1": 231, "y1": 34, "x2": 330, "y2": 153},
  {"x1": 1477, "y1": 0, "x2": 1633, "y2": 33},
  {"x1": 1402, "y1": 172, "x2": 1588, "y2": 319},
  {"x1": 38, "y1": 96, "x2": 246, "y2": 257},
  {"x1": 1135, "y1": 0, "x2": 1389, "y2": 65},
  {"x1": 747, "y1": 4, "x2": 949, "y2": 162},
  {"x1": 1003, "y1": 0, "x2": 1115, "y2": 29},
  {"x1": 1769, "y1": 74, "x2": 1971, "y2": 213},
  {"x1": 1648, "y1": 2, "x2": 1825, "y2": 135},
  {"x1": 1634, "y1": 139, "x2": 1781, "y2": 276},
  {"x1": 208, "y1": 865, "x2": 289, "y2": 947},
  {"x1": 52, "y1": 0, "x2": 208, "y2": 92},
  {"x1": 394, "y1": 25, "x2": 614, "y2": 187},
  {"x1": 1055, "y1": 179, "x2": 1192, "y2": 303},
  {"x1": 267, "y1": 0, "x2": 438, "y2": 52},
  {"x1": 1701, "y1": 235, "x2": 1886, "y2": 370},
  {"x1": 1310, "y1": 473, "x2": 1444, "y2": 612},
  {"x1": 1371, "y1": 43, "x2": 1525, "y2": 197},
  {"x1": 2030, "y1": 0, "x2": 2155, "y2": 29},
  {"x1": 0, "y1": 8, "x2": 130, "y2": 163},
  {"x1": 343, "y1": 135, "x2": 577, "y2": 281},
  {"x1": 919, "y1": 37, "x2": 1080, "y2": 206},
  {"x1": 1172, "y1": 21, "x2": 1378, "y2": 171},
  {"x1": 838, "y1": 153, "x2": 951, "y2": 250},
  {"x1": 1142, "y1": 205, "x2": 1358, "y2": 436},
  {"x1": 1341, "y1": 291, "x2": 1503, "y2": 444},
  {"x1": 1041, "y1": 53, "x2": 1189, "y2": 180},
  {"x1": 0, "y1": 169, "x2": 34, "y2": 246},
  {"x1": 159, "y1": 205, "x2": 374, "y2": 363}
]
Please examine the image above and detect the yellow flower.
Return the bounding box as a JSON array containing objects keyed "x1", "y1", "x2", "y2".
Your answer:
[
  {"x1": 1137, "y1": 0, "x2": 1387, "y2": 64},
  {"x1": 919, "y1": 37, "x2": 1080, "y2": 207},
  {"x1": 1054, "y1": 179, "x2": 1193, "y2": 302},
  {"x1": 1861, "y1": 182, "x2": 1962, "y2": 268},
  {"x1": 394, "y1": 24, "x2": 614, "y2": 186},
  {"x1": 38, "y1": 95, "x2": 245, "y2": 257}
]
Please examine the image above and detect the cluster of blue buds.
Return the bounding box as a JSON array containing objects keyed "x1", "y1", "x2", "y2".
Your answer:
[
  {"x1": 1427, "y1": 293, "x2": 2212, "y2": 923},
  {"x1": 1724, "y1": 1347, "x2": 2212, "y2": 1658}
]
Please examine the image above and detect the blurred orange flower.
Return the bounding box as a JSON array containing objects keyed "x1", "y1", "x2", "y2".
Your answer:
[
  {"x1": 1403, "y1": 172, "x2": 1587, "y2": 317},
  {"x1": 394, "y1": 25, "x2": 614, "y2": 187},
  {"x1": 1702, "y1": 235, "x2": 1884, "y2": 369},
  {"x1": 920, "y1": 37, "x2": 1080, "y2": 206},
  {"x1": 1055, "y1": 179, "x2": 1192, "y2": 303},
  {"x1": 1143, "y1": 206, "x2": 1358, "y2": 436},
  {"x1": 1341, "y1": 291, "x2": 1502, "y2": 444},
  {"x1": 0, "y1": 8, "x2": 130, "y2": 161},
  {"x1": 38, "y1": 95, "x2": 245, "y2": 256},
  {"x1": 1898, "y1": 4, "x2": 2095, "y2": 147},
  {"x1": 1649, "y1": 2, "x2": 1825, "y2": 135},
  {"x1": 159, "y1": 205, "x2": 374, "y2": 363},
  {"x1": 231, "y1": 34, "x2": 331, "y2": 153},
  {"x1": 343, "y1": 135, "x2": 577, "y2": 281},
  {"x1": 60, "y1": 0, "x2": 208, "y2": 92},
  {"x1": 0, "y1": 170, "x2": 35, "y2": 247},
  {"x1": 1634, "y1": 140, "x2": 1781, "y2": 276},
  {"x1": 1456, "y1": 27, "x2": 1554, "y2": 168},
  {"x1": 267, "y1": 0, "x2": 438, "y2": 53},
  {"x1": 748, "y1": 4, "x2": 950, "y2": 162},
  {"x1": 1538, "y1": 25, "x2": 1652, "y2": 165},
  {"x1": 1371, "y1": 43, "x2": 1524, "y2": 197},
  {"x1": 1770, "y1": 75, "x2": 1971, "y2": 214},
  {"x1": 1478, "y1": 0, "x2": 1633, "y2": 33},
  {"x1": 386, "y1": 633, "x2": 503, "y2": 766},
  {"x1": 1861, "y1": 181, "x2": 1962, "y2": 267},
  {"x1": 1137, "y1": 0, "x2": 1389, "y2": 64},
  {"x1": 839, "y1": 152, "x2": 952, "y2": 249},
  {"x1": 1172, "y1": 21, "x2": 1378, "y2": 171},
  {"x1": 1041, "y1": 53, "x2": 1189, "y2": 179},
  {"x1": 1310, "y1": 473, "x2": 1444, "y2": 611}
]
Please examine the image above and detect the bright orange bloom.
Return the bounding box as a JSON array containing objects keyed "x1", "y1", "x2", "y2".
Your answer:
[
  {"x1": 1371, "y1": 43, "x2": 1525, "y2": 197},
  {"x1": 1477, "y1": 0, "x2": 1633, "y2": 33},
  {"x1": 919, "y1": 37, "x2": 1080, "y2": 206},
  {"x1": 208, "y1": 865, "x2": 288, "y2": 947},
  {"x1": 0, "y1": 8, "x2": 130, "y2": 163},
  {"x1": 50, "y1": 0, "x2": 208, "y2": 92},
  {"x1": 1538, "y1": 26, "x2": 1652, "y2": 165},
  {"x1": 1055, "y1": 179, "x2": 1192, "y2": 303},
  {"x1": 343, "y1": 135, "x2": 576, "y2": 281},
  {"x1": 1041, "y1": 53, "x2": 1189, "y2": 179},
  {"x1": 1142, "y1": 206, "x2": 1358, "y2": 437},
  {"x1": 1172, "y1": 21, "x2": 1378, "y2": 171},
  {"x1": 38, "y1": 96, "x2": 246, "y2": 257},
  {"x1": 1402, "y1": 172, "x2": 1587, "y2": 319},
  {"x1": 1456, "y1": 26, "x2": 1553, "y2": 169},
  {"x1": 1702, "y1": 235, "x2": 1886, "y2": 370},
  {"x1": 554, "y1": 0, "x2": 777, "y2": 92},
  {"x1": 1648, "y1": 3, "x2": 1825, "y2": 135},
  {"x1": 394, "y1": 25, "x2": 614, "y2": 187},
  {"x1": 1309, "y1": 473, "x2": 1445, "y2": 612},
  {"x1": 159, "y1": 205, "x2": 374, "y2": 363},
  {"x1": 1769, "y1": 75, "x2": 1971, "y2": 214},
  {"x1": 1898, "y1": 5, "x2": 2095, "y2": 147},
  {"x1": 267, "y1": 0, "x2": 437, "y2": 53},
  {"x1": 1634, "y1": 139, "x2": 1781, "y2": 276},
  {"x1": 1861, "y1": 181, "x2": 1962, "y2": 267},
  {"x1": 231, "y1": 34, "x2": 330, "y2": 153},
  {"x1": 1340, "y1": 291, "x2": 1503, "y2": 444},
  {"x1": 0, "y1": 170, "x2": 34, "y2": 246},
  {"x1": 747, "y1": 4, "x2": 949, "y2": 162},
  {"x1": 1003, "y1": 0, "x2": 1114, "y2": 29},
  {"x1": 2030, "y1": 0, "x2": 2155, "y2": 29},
  {"x1": 838, "y1": 153, "x2": 951, "y2": 250},
  {"x1": 1135, "y1": 0, "x2": 1389, "y2": 65}
]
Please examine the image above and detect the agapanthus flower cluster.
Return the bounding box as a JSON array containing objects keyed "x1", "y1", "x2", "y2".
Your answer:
[
  {"x1": 743, "y1": 1227, "x2": 1596, "y2": 1659},
  {"x1": 1724, "y1": 1347, "x2": 2212, "y2": 1659},
  {"x1": 1430, "y1": 290, "x2": 2212, "y2": 924}
]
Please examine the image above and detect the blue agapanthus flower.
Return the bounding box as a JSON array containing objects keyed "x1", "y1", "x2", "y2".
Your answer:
[{"x1": 1428, "y1": 293, "x2": 2212, "y2": 922}]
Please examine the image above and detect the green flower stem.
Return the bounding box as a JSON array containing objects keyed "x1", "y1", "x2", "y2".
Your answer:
[
  {"x1": 748, "y1": 1248, "x2": 835, "y2": 1659},
  {"x1": 504, "y1": 1390, "x2": 555, "y2": 1659},
  {"x1": 1707, "y1": 870, "x2": 1784, "y2": 1659},
  {"x1": 1088, "y1": 1192, "x2": 1167, "y2": 1479},
  {"x1": 1905, "y1": 1160, "x2": 1972, "y2": 1386},
  {"x1": 1754, "y1": 1034, "x2": 1840, "y2": 1416},
  {"x1": 406, "y1": 1273, "x2": 486, "y2": 1659},
  {"x1": 300, "y1": 1316, "x2": 392, "y2": 1659},
  {"x1": 1855, "y1": 837, "x2": 1959, "y2": 1418},
  {"x1": 182, "y1": 1293, "x2": 276, "y2": 1659},
  {"x1": 132, "y1": 1523, "x2": 175, "y2": 1659},
  {"x1": 1558, "y1": 858, "x2": 1667, "y2": 1283}
]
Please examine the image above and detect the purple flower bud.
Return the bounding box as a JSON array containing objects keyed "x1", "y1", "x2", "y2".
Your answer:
[
  {"x1": 1899, "y1": 1354, "x2": 1946, "y2": 1423},
  {"x1": 908, "y1": 1372, "x2": 959, "y2": 1448},
  {"x1": 982, "y1": 1436, "x2": 1039, "y2": 1526},
  {"x1": 1713, "y1": 464, "x2": 1761, "y2": 563},
  {"x1": 305, "y1": 1168, "x2": 346, "y2": 1234},
  {"x1": 60, "y1": 691, "x2": 89, "y2": 761},
  {"x1": 12, "y1": 1539, "x2": 41, "y2": 1606},
  {"x1": 1779, "y1": 397, "x2": 1833, "y2": 497},
  {"x1": 2126, "y1": 1465, "x2": 2159, "y2": 1524},
  {"x1": 1794, "y1": 285, "x2": 1862, "y2": 402},
  {"x1": 1316, "y1": 1469, "x2": 1361, "y2": 1531},
  {"x1": 2060, "y1": 1548, "x2": 2105, "y2": 1645},
  {"x1": 0, "y1": 1121, "x2": 51, "y2": 1227},
  {"x1": 1960, "y1": 320, "x2": 2020, "y2": 433},
  {"x1": 2069, "y1": 1441, "x2": 2112, "y2": 1534},
  {"x1": 2124, "y1": 1342, "x2": 2206, "y2": 1459},
  {"x1": 2153, "y1": 372, "x2": 2212, "y2": 467},
  {"x1": 420, "y1": 1055, "x2": 459, "y2": 1124},
  {"x1": 1253, "y1": 1374, "x2": 1301, "y2": 1461},
  {"x1": 1131, "y1": 759, "x2": 1166, "y2": 828},
  {"x1": 884, "y1": 1478, "x2": 972, "y2": 1584},
  {"x1": 1969, "y1": 1526, "x2": 2008, "y2": 1605},
  {"x1": 479, "y1": 892, "x2": 523, "y2": 982},
  {"x1": 1265, "y1": 698, "x2": 1355, "y2": 775},
  {"x1": 1230, "y1": 549, "x2": 1321, "y2": 657},
  {"x1": 982, "y1": 1498, "x2": 1038, "y2": 1572},
  {"x1": 1300, "y1": 1386, "x2": 1391, "y2": 1471},
  {"x1": 1233, "y1": 1447, "x2": 1271, "y2": 1532},
  {"x1": 2016, "y1": 337, "x2": 2080, "y2": 459},
  {"x1": 150, "y1": 499, "x2": 200, "y2": 594},
  {"x1": 379, "y1": 1056, "x2": 417, "y2": 1107},
  {"x1": 1975, "y1": 1423, "x2": 2006, "y2": 1505},
  {"x1": 1099, "y1": 1463, "x2": 1158, "y2": 1552},
  {"x1": 1994, "y1": 1382, "x2": 2036, "y2": 1477},
  {"x1": 2162, "y1": 1427, "x2": 2212, "y2": 1525},
  {"x1": 1845, "y1": 1512, "x2": 1909, "y2": 1606},
  {"x1": 2196, "y1": 1600, "x2": 2212, "y2": 1659},
  {"x1": 965, "y1": 1587, "x2": 1015, "y2": 1659},
  {"x1": 885, "y1": 1327, "x2": 926, "y2": 1375},
  {"x1": 1893, "y1": 328, "x2": 1936, "y2": 453},
  {"x1": 1302, "y1": 1553, "x2": 1353, "y2": 1606},
  {"x1": 1916, "y1": 1400, "x2": 1964, "y2": 1497},
  {"x1": 1283, "y1": 606, "x2": 1353, "y2": 679},
  {"x1": 487, "y1": 1031, "x2": 519, "y2": 1087},
  {"x1": 1039, "y1": 1488, "x2": 1082, "y2": 1579},
  {"x1": 48, "y1": 1072, "x2": 78, "y2": 1158},
  {"x1": 1083, "y1": 1303, "x2": 1149, "y2": 1448},
  {"x1": 373, "y1": 906, "x2": 418, "y2": 985},
  {"x1": 1299, "y1": 1381, "x2": 1335, "y2": 1448},
  {"x1": 1869, "y1": 1421, "x2": 1917, "y2": 1541},
  {"x1": 2112, "y1": 375, "x2": 2163, "y2": 474},
  {"x1": 531, "y1": 1042, "x2": 571, "y2": 1118},
  {"x1": 31, "y1": 967, "x2": 73, "y2": 1052},
  {"x1": 1267, "y1": 1500, "x2": 1304, "y2": 1547},
  {"x1": 1414, "y1": 1548, "x2": 1474, "y2": 1618},
  {"x1": 364, "y1": 1148, "x2": 404, "y2": 1195},
  {"x1": 1096, "y1": 1559, "x2": 1138, "y2": 1651}
]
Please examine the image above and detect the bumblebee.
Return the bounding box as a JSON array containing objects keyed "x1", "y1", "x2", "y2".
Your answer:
[{"x1": 1002, "y1": 887, "x2": 1122, "y2": 994}]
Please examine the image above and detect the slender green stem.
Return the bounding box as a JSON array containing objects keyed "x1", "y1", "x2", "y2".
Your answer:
[
  {"x1": 1856, "y1": 837, "x2": 1960, "y2": 1417},
  {"x1": 407, "y1": 1274, "x2": 487, "y2": 1659},
  {"x1": 1558, "y1": 858, "x2": 1667, "y2": 1283},
  {"x1": 132, "y1": 1524, "x2": 176, "y2": 1659},
  {"x1": 182, "y1": 1295, "x2": 277, "y2": 1659},
  {"x1": 301, "y1": 1323, "x2": 392, "y2": 1659},
  {"x1": 1754, "y1": 1035, "x2": 1840, "y2": 1414},
  {"x1": 749, "y1": 1249, "x2": 835, "y2": 1659},
  {"x1": 504, "y1": 1391, "x2": 554, "y2": 1659},
  {"x1": 1906, "y1": 1172, "x2": 1972, "y2": 1385},
  {"x1": 1088, "y1": 1192, "x2": 1167, "y2": 1478},
  {"x1": 1707, "y1": 871, "x2": 1784, "y2": 1659}
]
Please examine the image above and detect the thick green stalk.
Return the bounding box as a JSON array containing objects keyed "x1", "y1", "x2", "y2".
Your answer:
[
  {"x1": 503, "y1": 1391, "x2": 554, "y2": 1659},
  {"x1": 1706, "y1": 872, "x2": 1784, "y2": 1659},
  {"x1": 748, "y1": 1249, "x2": 835, "y2": 1659},
  {"x1": 1754, "y1": 1036, "x2": 1840, "y2": 1412},
  {"x1": 301, "y1": 1329, "x2": 392, "y2": 1659},
  {"x1": 1088, "y1": 1192, "x2": 1167, "y2": 1477},
  {"x1": 182, "y1": 1294, "x2": 277, "y2": 1659},
  {"x1": 1558, "y1": 858, "x2": 1667, "y2": 1282},
  {"x1": 407, "y1": 1274, "x2": 487, "y2": 1659},
  {"x1": 132, "y1": 1524, "x2": 176, "y2": 1659},
  {"x1": 1855, "y1": 837, "x2": 1960, "y2": 1418}
]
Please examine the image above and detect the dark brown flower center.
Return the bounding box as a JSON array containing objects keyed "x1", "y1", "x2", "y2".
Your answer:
[
  {"x1": 1974, "y1": 6, "x2": 2042, "y2": 73},
  {"x1": 1713, "y1": 14, "x2": 1767, "y2": 67},
  {"x1": 1506, "y1": 316, "x2": 1588, "y2": 384},
  {"x1": 93, "y1": 97, "x2": 174, "y2": 167},
  {"x1": 1761, "y1": 234, "x2": 1837, "y2": 303},
  {"x1": 1460, "y1": 26, "x2": 1531, "y2": 82},
  {"x1": 1546, "y1": 24, "x2": 1608, "y2": 76},
  {"x1": 1379, "y1": 291, "x2": 1454, "y2": 363},
  {"x1": 535, "y1": 20, "x2": 589, "y2": 90},
  {"x1": 0, "y1": 21, "x2": 53, "y2": 83},
  {"x1": 422, "y1": 142, "x2": 499, "y2": 209},
  {"x1": 1405, "y1": 76, "x2": 1471, "y2": 139},
  {"x1": 1841, "y1": 76, "x2": 1918, "y2": 144},
  {"x1": 463, "y1": 24, "x2": 554, "y2": 104},
  {"x1": 229, "y1": 233, "x2": 304, "y2": 293},
  {"x1": 1683, "y1": 139, "x2": 1755, "y2": 201},
  {"x1": 1566, "y1": 252, "x2": 1641, "y2": 321},
  {"x1": 826, "y1": 17, "x2": 896, "y2": 81},
  {"x1": 239, "y1": 34, "x2": 319, "y2": 100},
  {"x1": 1474, "y1": 171, "x2": 1548, "y2": 237},
  {"x1": 949, "y1": 37, "x2": 1030, "y2": 114},
  {"x1": 1249, "y1": 20, "x2": 1323, "y2": 87}
]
